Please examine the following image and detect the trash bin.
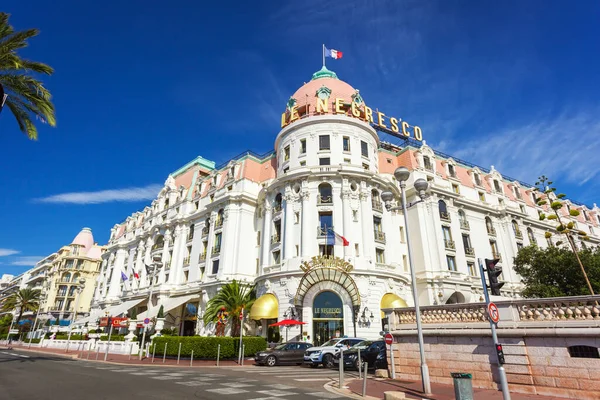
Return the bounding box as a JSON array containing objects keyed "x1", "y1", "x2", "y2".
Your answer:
[{"x1": 451, "y1": 372, "x2": 473, "y2": 400}]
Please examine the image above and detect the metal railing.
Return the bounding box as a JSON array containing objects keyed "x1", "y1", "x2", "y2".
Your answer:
[
  {"x1": 514, "y1": 230, "x2": 523, "y2": 240},
  {"x1": 374, "y1": 230, "x2": 386, "y2": 243},
  {"x1": 201, "y1": 227, "x2": 209, "y2": 236},
  {"x1": 444, "y1": 240, "x2": 455, "y2": 250},
  {"x1": 199, "y1": 252, "x2": 206, "y2": 261},
  {"x1": 460, "y1": 220, "x2": 470, "y2": 230},
  {"x1": 487, "y1": 226, "x2": 496, "y2": 236},
  {"x1": 317, "y1": 227, "x2": 333, "y2": 237},
  {"x1": 271, "y1": 234, "x2": 281, "y2": 244},
  {"x1": 214, "y1": 219, "x2": 223, "y2": 228},
  {"x1": 183, "y1": 257, "x2": 190, "y2": 266},
  {"x1": 464, "y1": 247, "x2": 475, "y2": 257},
  {"x1": 212, "y1": 246, "x2": 221, "y2": 256},
  {"x1": 440, "y1": 211, "x2": 451, "y2": 222},
  {"x1": 372, "y1": 200, "x2": 383, "y2": 212}
]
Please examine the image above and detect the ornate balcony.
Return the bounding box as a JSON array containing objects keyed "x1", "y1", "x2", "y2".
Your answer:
[
  {"x1": 318, "y1": 195, "x2": 332, "y2": 205},
  {"x1": 464, "y1": 247, "x2": 475, "y2": 257},
  {"x1": 273, "y1": 203, "x2": 283, "y2": 213},
  {"x1": 183, "y1": 257, "x2": 190, "y2": 266},
  {"x1": 444, "y1": 240, "x2": 455, "y2": 250},
  {"x1": 492, "y1": 252, "x2": 502, "y2": 262},
  {"x1": 372, "y1": 200, "x2": 383, "y2": 212},
  {"x1": 460, "y1": 220, "x2": 470, "y2": 230},
  {"x1": 271, "y1": 234, "x2": 281, "y2": 244},
  {"x1": 212, "y1": 246, "x2": 221, "y2": 256},
  {"x1": 514, "y1": 230, "x2": 523, "y2": 240},
  {"x1": 317, "y1": 227, "x2": 332, "y2": 237},
  {"x1": 201, "y1": 226, "x2": 210, "y2": 236},
  {"x1": 199, "y1": 252, "x2": 206, "y2": 261},
  {"x1": 487, "y1": 226, "x2": 496, "y2": 236},
  {"x1": 374, "y1": 230, "x2": 386, "y2": 243},
  {"x1": 214, "y1": 219, "x2": 223, "y2": 228},
  {"x1": 440, "y1": 212, "x2": 451, "y2": 222}
]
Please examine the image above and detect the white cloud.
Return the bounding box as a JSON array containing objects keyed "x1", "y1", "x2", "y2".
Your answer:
[
  {"x1": 0, "y1": 249, "x2": 19, "y2": 257},
  {"x1": 10, "y1": 256, "x2": 44, "y2": 266},
  {"x1": 446, "y1": 110, "x2": 600, "y2": 188},
  {"x1": 33, "y1": 184, "x2": 162, "y2": 205}
]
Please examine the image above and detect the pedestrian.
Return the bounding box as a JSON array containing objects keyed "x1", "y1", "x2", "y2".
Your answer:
[
  {"x1": 306, "y1": 335, "x2": 311, "y2": 343},
  {"x1": 7, "y1": 336, "x2": 12, "y2": 350}
]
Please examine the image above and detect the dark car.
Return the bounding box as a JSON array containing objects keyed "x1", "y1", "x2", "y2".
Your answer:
[
  {"x1": 255, "y1": 341, "x2": 313, "y2": 367},
  {"x1": 339, "y1": 340, "x2": 387, "y2": 370}
]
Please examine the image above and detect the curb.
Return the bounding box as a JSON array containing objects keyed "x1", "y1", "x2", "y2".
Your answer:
[
  {"x1": 13, "y1": 348, "x2": 80, "y2": 360},
  {"x1": 324, "y1": 379, "x2": 381, "y2": 400}
]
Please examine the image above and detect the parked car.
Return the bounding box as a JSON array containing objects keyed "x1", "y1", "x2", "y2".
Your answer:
[
  {"x1": 338, "y1": 340, "x2": 387, "y2": 370},
  {"x1": 304, "y1": 337, "x2": 365, "y2": 368},
  {"x1": 255, "y1": 341, "x2": 313, "y2": 367}
]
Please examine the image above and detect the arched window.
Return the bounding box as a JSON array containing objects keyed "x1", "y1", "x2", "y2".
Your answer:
[
  {"x1": 152, "y1": 235, "x2": 165, "y2": 250},
  {"x1": 512, "y1": 220, "x2": 522, "y2": 238},
  {"x1": 72, "y1": 273, "x2": 80, "y2": 283},
  {"x1": 216, "y1": 208, "x2": 225, "y2": 227},
  {"x1": 58, "y1": 285, "x2": 67, "y2": 296},
  {"x1": 62, "y1": 273, "x2": 71, "y2": 283},
  {"x1": 274, "y1": 193, "x2": 283, "y2": 210},
  {"x1": 485, "y1": 217, "x2": 495, "y2": 235},
  {"x1": 527, "y1": 228, "x2": 536, "y2": 245},
  {"x1": 68, "y1": 286, "x2": 77, "y2": 296},
  {"x1": 438, "y1": 200, "x2": 450, "y2": 221},
  {"x1": 458, "y1": 209, "x2": 469, "y2": 229},
  {"x1": 318, "y1": 184, "x2": 332, "y2": 204},
  {"x1": 371, "y1": 189, "x2": 382, "y2": 211},
  {"x1": 188, "y1": 224, "x2": 195, "y2": 241}
]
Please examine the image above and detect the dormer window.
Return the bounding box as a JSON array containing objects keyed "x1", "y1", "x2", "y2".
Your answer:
[
  {"x1": 316, "y1": 85, "x2": 331, "y2": 100},
  {"x1": 351, "y1": 90, "x2": 364, "y2": 106},
  {"x1": 448, "y1": 164, "x2": 456, "y2": 178},
  {"x1": 423, "y1": 156, "x2": 432, "y2": 171},
  {"x1": 286, "y1": 97, "x2": 297, "y2": 111},
  {"x1": 284, "y1": 146, "x2": 290, "y2": 161},
  {"x1": 532, "y1": 192, "x2": 538, "y2": 204},
  {"x1": 493, "y1": 180, "x2": 502, "y2": 193},
  {"x1": 164, "y1": 198, "x2": 169, "y2": 209},
  {"x1": 514, "y1": 187, "x2": 522, "y2": 200},
  {"x1": 474, "y1": 173, "x2": 482, "y2": 186},
  {"x1": 212, "y1": 175, "x2": 218, "y2": 187},
  {"x1": 583, "y1": 210, "x2": 590, "y2": 222}
]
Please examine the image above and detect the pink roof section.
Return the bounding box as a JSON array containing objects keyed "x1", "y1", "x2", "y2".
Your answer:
[
  {"x1": 242, "y1": 157, "x2": 276, "y2": 182},
  {"x1": 291, "y1": 77, "x2": 359, "y2": 116},
  {"x1": 174, "y1": 167, "x2": 196, "y2": 191},
  {"x1": 71, "y1": 228, "x2": 94, "y2": 252},
  {"x1": 85, "y1": 244, "x2": 103, "y2": 260}
]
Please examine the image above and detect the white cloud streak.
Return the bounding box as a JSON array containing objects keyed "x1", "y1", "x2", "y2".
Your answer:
[
  {"x1": 10, "y1": 256, "x2": 44, "y2": 266},
  {"x1": 0, "y1": 249, "x2": 20, "y2": 257},
  {"x1": 33, "y1": 184, "x2": 162, "y2": 205},
  {"x1": 446, "y1": 110, "x2": 600, "y2": 188}
]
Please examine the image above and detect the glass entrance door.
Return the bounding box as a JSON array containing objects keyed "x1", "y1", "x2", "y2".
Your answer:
[{"x1": 312, "y1": 291, "x2": 344, "y2": 346}]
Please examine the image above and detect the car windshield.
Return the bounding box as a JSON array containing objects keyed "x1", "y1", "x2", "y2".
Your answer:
[
  {"x1": 352, "y1": 340, "x2": 373, "y2": 349},
  {"x1": 321, "y1": 339, "x2": 341, "y2": 347},
  {"x1": 274, "y1": 343, "x2": 288, "y2": 350}
]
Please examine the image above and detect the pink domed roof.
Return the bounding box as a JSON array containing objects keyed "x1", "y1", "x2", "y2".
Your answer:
[
  {"x1": 85, "y1": 244, "x2": 103, "y2": 260},
  {"x1": 288, "y1": 67, "x2": 365, "y2": 117},
  {"x1": 71, "y1": 227, "x2": 94, "y2": 252}
]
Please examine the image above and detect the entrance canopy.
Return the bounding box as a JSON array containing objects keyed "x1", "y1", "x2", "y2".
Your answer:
[
  {"x1": 250, "y1": 293, "x2": 278, "y2": 320},
  {"x1": 138, "y1": 294, "x2": 198, "y2": 320},
  {"x1": 380, "y1": 293, "x2": 408, "y2": 318},
  {"x1": 105, "y1": 298, "x2": 145, "y2": 318}
]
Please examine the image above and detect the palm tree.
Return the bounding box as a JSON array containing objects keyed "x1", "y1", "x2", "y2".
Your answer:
[
  {"x1": 1, "y1": 288, "x2": 41, "y2": 331},
  {"x1": 0, "y1": 13, "x2": 56, "y2": 140},
  {"x1": 203, "y1": 280, "x2": 256, "y2": 337}
]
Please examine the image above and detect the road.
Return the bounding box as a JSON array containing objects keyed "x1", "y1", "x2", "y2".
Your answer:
[{"x1": 0, "y1": 349, "x2": 353, "y2": 400}]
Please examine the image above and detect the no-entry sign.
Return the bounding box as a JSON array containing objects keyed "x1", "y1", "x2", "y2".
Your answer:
[
  {"x1": 488, "y1": 302, "x2": 500, "y2": 323},
  {"x1": 384, "y1": 333, "x2": 394, "y2": 345},
  {"x1": 143, "y1": 318, "x2": 150, "y2": 325}
]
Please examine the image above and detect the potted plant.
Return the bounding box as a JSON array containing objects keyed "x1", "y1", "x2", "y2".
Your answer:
[{"x1": 125, "y1": 308, "x2": 138, "y2": 341}]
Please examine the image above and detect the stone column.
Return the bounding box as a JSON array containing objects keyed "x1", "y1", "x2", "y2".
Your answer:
[
  {"x1": 301, "y1": 190, "x2": 311, "y2": 257},
  {"x1": 360, "y1": 190, "x2": 373, "y2": 260},
  {"x1": 159, "y1": 229, "x2": 172, "y2": 284},
  {"x1": 217, "y1": 207, "x2": 231, "y2": 278},
  {"x1": 342, "y1": 191, "x2": 351, "y2": 258},
  {"x1": 107, "y1": 249, "x2": 127, "y2": 299},
  {"x1": 283, "y1": 193, "x2": 295, "y2": 260},
  {"x1": 168, "y1": 225, "x2": 184, "y2": 285},
  {"x1": 261, "y1": 202, "x2": 273, "y2": 270}
]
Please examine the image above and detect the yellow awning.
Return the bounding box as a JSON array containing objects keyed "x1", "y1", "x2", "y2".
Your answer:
[
  {"x1": 250, "y1": 293, "x2": 279, "y2": 320},
  {"x1": 380, "y1": 293, "x2": 408, "y2": 318}
]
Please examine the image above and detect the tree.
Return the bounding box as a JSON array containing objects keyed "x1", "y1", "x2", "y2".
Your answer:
[
  {"x1": 1, "y1": 288, "x2": 41, "y2": 331},
  {"x1": 203, "y1": 280, "x2": 256, "y2": 337},
  {"x1": 514, "y1": 245, "x2": 600, "y2": 298},
  {"x1": 0, "y1": 13, "x2": 56, "y2": 140},
  {"x1": 534, "y1": 175, "x2": 595, "y2": 295}
]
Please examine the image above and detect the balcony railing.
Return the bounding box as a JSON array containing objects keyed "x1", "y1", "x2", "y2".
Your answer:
[
  {"x1": 318, "y1": 195, "x2": 332, "y2": 205},
  {"x1": 273, "y1": 203, "x2": 283, "y2": 212},
  {"x1": 271, "y1": 234, "x2": 281, "y2": 244},
  {"x1": 187, "y1": 232, "x2": 194, "y2": 241},
  {"x1": 214, "y1": 219, "x2": 223, "y2": 228},
  {"x1": 440, "y1": 212, "x2": 451, "y2": 222},
  {"x1": 487, "y1": 226, "x2": 496, "y2": 236},
  {"x1": 444, "y1": 240, "x2": 455, "y2": 250},
  {"x1": 374, "y1": 230, "x2": 386, "y2": 243},
  {"x1": 201, "y1": 226, "x2": 210, "y2": 236},
  {"x1": 183, "y1": 257, "x2": 190, "y2": 266},
  {"x1": 317, "y1": 227, "x2": 333, "y2": 237},
  {"x1": 199, "y1": 252, "x2": 207, "y2": 261},
  {"x1": 514, "y1": 230, "x2": 523, "y2": 240},
  {"x1": 372, "y1": 200, "x2": 383, "y2": 212},
  {"x1": 424, "y1": 163, "x2": 433, "y2": 172},
  {"x1": 464, "y1": 247, "x2": 475, "y2": 257},
  {"x1": 460, "y1": 220, "x2": 470, "y2": 230},
  {"x1": 212, "y1": 246, "x2": 221, "y2": 256}
]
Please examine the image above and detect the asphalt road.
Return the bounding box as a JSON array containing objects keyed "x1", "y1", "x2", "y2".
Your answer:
[{"x1": 0, "y1": 349, "x2": 353, "y2": 400}]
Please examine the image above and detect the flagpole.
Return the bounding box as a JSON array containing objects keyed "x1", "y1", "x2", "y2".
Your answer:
[{"x1": 322, "y1": 44, "x2": 325, "y2": 67}]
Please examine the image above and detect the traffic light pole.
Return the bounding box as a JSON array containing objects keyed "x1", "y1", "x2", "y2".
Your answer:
[{"x1": 478, "y1": 258, "x2": 511, "y2": 400}]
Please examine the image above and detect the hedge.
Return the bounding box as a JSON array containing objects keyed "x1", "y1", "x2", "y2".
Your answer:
[
  {"x1": 152, "y1": 336, "x2": 267, "y2": 359},
  {"x1": 55, "y1": 334, "x2": 85, "y2": 340},
  {"x1": 100, "y1": 334, "x2": 137, "y2": 341},
  {"x1": 29, "y1": 338, "x2": 41, "y2": 344}
]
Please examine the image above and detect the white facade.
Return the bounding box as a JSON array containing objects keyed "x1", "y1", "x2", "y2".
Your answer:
[{"x1": 90, "y1": 67, "x2": 600, "y2": 343}]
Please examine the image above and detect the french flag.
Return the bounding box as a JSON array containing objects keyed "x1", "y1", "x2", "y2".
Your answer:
[
  {"x1": 327, "y1": 229, "x2": 350, "y2": 246},
  {"x1": 325, "y1": 46, "x2": 343, "y2": 59}
]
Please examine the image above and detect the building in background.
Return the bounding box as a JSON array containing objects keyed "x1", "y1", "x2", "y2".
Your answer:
[{"x1": 90, "y1": 67, "x2": 600, "y2": 343}]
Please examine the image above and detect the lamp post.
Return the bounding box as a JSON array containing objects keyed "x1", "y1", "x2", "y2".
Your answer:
[
  {"x1": 381, "y1": 166, "x2": 431, "y2": 395},
  {"x1": 139, "y1": 254, "x2": 163, "y2": 360},
  {"x1": 66, "y1": 278, "x2": 86, "y2": 353}
]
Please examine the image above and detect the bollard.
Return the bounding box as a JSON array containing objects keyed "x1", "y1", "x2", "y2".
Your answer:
[
  {"x1": 190, "y1": 350, "x2": 194, "y2": 367},
  {"x1": 128, "y1": 343, "x2": 132, "y2": 360},
  {"x1": 95, "y1": 346, "x2": 100, "y2": 361},
  {"x1": 362, "y1": 361, "x2": 368, "y2": 397},
  {"x1": 177, "y1": 342, "x2": 182, "y2": 364},
  {"x1": 163, "y1": 343, "x2": 167, "y2": 364},
  {"x1": 152, "y1": 343, "x2": 156, "y2": 363},
  {"x1": 389, "y1": 343, "x2": 396, "y2": 379},
  {"x1": 358, "y1": 349, "x2": 362, "y2": 379},
  {"x1": 339, "y1": 349, "x2": 344, "y2": 389},
  {"x1": 242, "y1": 344, "x2": 245, "y2": 366},
  {"x1": 216, "y1": 344, "x2": 220, "y2": 366}
]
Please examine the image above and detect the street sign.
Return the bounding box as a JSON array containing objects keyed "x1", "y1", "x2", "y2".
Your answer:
[
  {"x1": 143, "y1": 318, "x2": 150, "y2": 325},
  {"x1": 488, "y1": 302, "x2": 500, "y2": 323},
  {"x1": 9, "y1": 329, "x2": 18, "y2": 334},
  {"x1": 384, "y1": 333, "x2": 394, "y2": 345},
  {"x1": 111, "y1": 317, "x2": 129, "y2": 327}
]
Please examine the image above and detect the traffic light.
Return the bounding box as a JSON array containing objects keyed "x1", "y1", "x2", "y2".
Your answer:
[
  {"x1": 485, "y1": 258, "x2": 504, "y2": 296},
  {"x1": 495, "y1": 343, "x2": 505, "y2": 365}
]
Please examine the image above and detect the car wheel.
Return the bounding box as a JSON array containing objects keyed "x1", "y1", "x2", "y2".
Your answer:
[
  {"x1": 266, "y1": 355, "x2": 277, "y2": 367},
  {"x1": 323, "y1": 354, "x2": 334, "y2": 368},
  {"x1": 309, "y1": 363, "x2": 318, "y2": 368}
]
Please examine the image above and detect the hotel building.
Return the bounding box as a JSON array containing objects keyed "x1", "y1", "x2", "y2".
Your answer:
[{"x1": 88, "y1": 67, "x2": 600, "y2": 343}]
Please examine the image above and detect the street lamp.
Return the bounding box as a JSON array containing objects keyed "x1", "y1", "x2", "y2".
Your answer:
[
  {"x1": 381, "y1": 166, "x2": 431, "y2": 395},
  {"x1": 139, "y1": 254, "x2": 163, "y2": 360},
  {"x1": 66, "y1": 278, "x2": 86, "y2": 353}
]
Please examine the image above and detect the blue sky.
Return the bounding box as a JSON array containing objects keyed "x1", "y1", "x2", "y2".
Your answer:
[{"x1": 1, "y1": 0, "x2": 600, "y2": 275}]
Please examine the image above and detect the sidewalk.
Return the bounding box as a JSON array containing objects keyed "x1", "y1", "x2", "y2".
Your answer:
[
  {"x1": 334, "y1": 378, "x2": 566, "y2": 400},
  {"x1": 6, "y1": 343, "x2": 251, "y2": 367}
]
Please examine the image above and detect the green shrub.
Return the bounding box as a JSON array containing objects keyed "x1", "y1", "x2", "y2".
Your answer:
[
  {"x1": 29, "y1": 338, "x2": 41, "y2": 344},
  {"x1": 55, "y1": 334, "x2": 85, "y2": 340},
  {"x1": 152, "y1": 336, "x2": 267, "y2": 359},
  {"x1": 100, "y1": 334, "x2": 127, "y2": 341}
]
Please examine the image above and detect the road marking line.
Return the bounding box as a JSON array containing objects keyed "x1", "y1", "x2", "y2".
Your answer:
[
  {"x1": 7, "y1": 353, "x2": 29, "y2": 358},
  {"x1": 294, "y1": 378, "x2": 334, "y2": 382}
]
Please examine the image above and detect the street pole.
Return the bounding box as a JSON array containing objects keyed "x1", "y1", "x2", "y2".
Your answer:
[
  {"x1": 66, "y1": 285, "x2": 84, "y2": 353},
  {"x1": 104, "y1": 322, "x2": 113, "y2": 361},
  {"x1": 399, "y1": 181, "x2": 431, "y2": 394},
  {"x1": 28, "y1": 312, "x2": 40, "y2": 348},
  {"x1": 479, "y1": 258, "x2": 511, "y2": 400},
  {"x1": 238, "y1": 308, "x2": 244, "y2": 364},
  {"x1": 139, "y1": 263, "x2": 157, "y2": 360},
  {"x1": 5, "y1": 313, "x2": 16, "y2": 341}
]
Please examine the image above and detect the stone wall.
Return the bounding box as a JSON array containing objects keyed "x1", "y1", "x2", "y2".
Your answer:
[{"x1": 390, "y1": 330, "x2": 600, "y2": 399}]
